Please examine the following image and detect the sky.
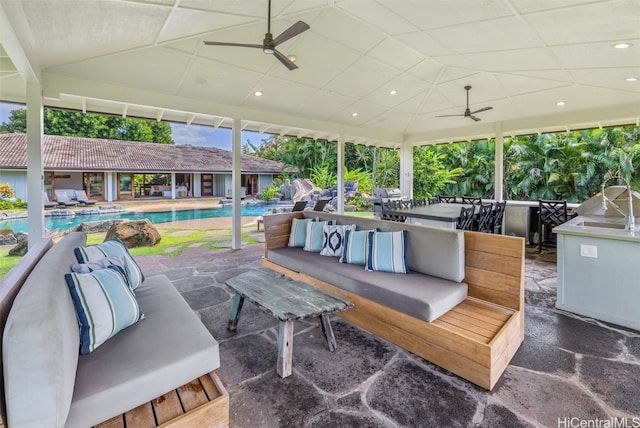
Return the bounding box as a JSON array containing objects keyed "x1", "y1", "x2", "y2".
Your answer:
[{"x1": 0, "y1": 101, "x2": 270, "y2": 151}]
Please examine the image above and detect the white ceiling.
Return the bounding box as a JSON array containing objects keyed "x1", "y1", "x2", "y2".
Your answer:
[{"x1": 1, "y1": 0, "x2": 639, "y2": 147}]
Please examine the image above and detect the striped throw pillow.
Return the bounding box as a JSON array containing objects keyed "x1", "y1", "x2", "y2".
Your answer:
[
  {"x1": 288, "y1": 217, "x2": 316, "y2": 248},
  {"x1": 304, "y1": 220, "x2": 334, "y2": 252},
  {"x1": 65, "y1": 266, "x2": 144, "y2": 355},
  {"x1": 340, "y1": 229, "x2": 374, "y2": 265},
  {"x1": 75, "y1": 239, "x2": 144, "y2": 290},
  {"x1": 366, "y1": 230, "x2": 409, "y2": 273}
]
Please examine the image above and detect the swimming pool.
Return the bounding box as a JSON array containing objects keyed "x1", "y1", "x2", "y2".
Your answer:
[{"x1": 0, "y1": 205, "x2": 274, "y2": 233}]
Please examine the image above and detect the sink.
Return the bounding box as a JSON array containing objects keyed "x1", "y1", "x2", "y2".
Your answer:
[{"x1": 579, "y1": 221, "x2": 627, "y2": 230}]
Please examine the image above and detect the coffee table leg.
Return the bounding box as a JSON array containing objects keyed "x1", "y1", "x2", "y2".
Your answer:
[
  {"x1": 227, "y1": 294, "x2": 244, "y2": 331},
  {"x1": 277, "y1": 320, "x2": 294, "y2": 378},
  {"x1": 319, "y1": 314, "x2": 337, "y2": 351}
]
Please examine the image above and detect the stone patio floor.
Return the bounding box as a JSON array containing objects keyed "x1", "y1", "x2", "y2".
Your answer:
[{"x1": 135, "y1": 243, "x2": 640, "y2": 428}]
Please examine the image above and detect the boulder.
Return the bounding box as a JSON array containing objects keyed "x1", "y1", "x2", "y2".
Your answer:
[
  {"x1": 0, "y1": 233, "x2": 17, "y2": 246},
  {"x1": 77, "y1": 219, "x2": 127, "y2": 233},
  {"x1": 9, "y1": 240, "x2": 27, "y2": 256},
  {"x1": 15, "y1": 231, "x2": 28, "y2": 243},
  {"x1": 291, "y1": 179, "x2": 322, "y2": 202},
  {"x1": 105, "y1": 219, "x2": 161, "y2": 248}
]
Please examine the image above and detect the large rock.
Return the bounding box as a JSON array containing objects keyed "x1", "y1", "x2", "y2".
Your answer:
[
  {"x1": 77, "y1": 219, "x2": 127, "y2": 233},
  {"x1": 0, "y1": 232, "x2": 17, "y2": 246},
  {"x1": 9, "y1": 241, "x2": 27, "y2": 256},
  {"x1": 292, "y1": 179, "x2": 322, "y2": 202},
  {"x1": 104, "y1": 219, "x2": 161, "y2": 248}
]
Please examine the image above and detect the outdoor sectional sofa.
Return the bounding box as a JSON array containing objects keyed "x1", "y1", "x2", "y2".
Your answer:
[
  {"x1": 0, "y1": 232, "x2": 229, "y2": 427},
  {"x1": 262, "y1": 211, "x2": 525, "y2": 390}
]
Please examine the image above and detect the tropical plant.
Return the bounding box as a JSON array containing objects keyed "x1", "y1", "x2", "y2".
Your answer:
[
  {"x1": 0, "y1": 108, "x2": 174, "y2": 144},
  {"x1": 413, "y1": 147, "x2": 462, "y2": 199}
]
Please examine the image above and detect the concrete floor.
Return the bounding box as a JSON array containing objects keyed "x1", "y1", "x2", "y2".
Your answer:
[{"x1": 135, "y1": 243, "x2": 640, "y2": 428}]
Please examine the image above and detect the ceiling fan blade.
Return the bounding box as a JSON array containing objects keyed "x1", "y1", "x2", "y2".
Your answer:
[
  {"x1": 272, "y1": 21, "x2": 310, "y2": 46},
  {"x1": 435, "y1": 114, "x2": 465, "y2": 118},
  {"x1": 470, "y1": 115, "x2": 482, "y2": 122},
  {"x1": 470, "y1": 106, "x2": 493, "y2": 115},
  {"x1": 273, "y1": 49, "x2": 298, "y2": 70},
  {"x1": 203, "y1": 41, "x2": 263, "y2": 49}
]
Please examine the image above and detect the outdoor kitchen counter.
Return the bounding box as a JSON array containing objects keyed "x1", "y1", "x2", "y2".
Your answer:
[
  {"x1": 554, "y1": 215, "x2": 640, "y2": 331},
  {"x1": 554, "y1": 215, "x2": 640, "y2": 242}
]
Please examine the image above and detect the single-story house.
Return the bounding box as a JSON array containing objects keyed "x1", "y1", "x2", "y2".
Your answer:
[{"x1": 0, "y1": 133, "x2": 289, "y2": 201}]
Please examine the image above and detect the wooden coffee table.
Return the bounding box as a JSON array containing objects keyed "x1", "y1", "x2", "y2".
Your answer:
[{"x1": 225, "y1": 270, "x2": 353, "y2": 378}]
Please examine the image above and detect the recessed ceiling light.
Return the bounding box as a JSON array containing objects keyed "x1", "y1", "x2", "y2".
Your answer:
[
  {"x1": 624, "y1": 77, "x2": 638, "y2": 82},
  {"x1": 254, "y1": 91, "x2": 263, "y2": 97},
  {"x1": 613, "y1": 43, "x2": 632, "y2": 49},
  {"x1": 556, "y1": 101, "x2": 566, "y2": 106},
  {"x1": 389, "y1": 90, "x2": 397, "y2": 95},
  {"x1": 351, "y1": 112, "x2": 358, "y2": 117}
]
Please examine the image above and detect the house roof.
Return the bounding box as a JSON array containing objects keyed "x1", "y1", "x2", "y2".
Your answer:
[
  {"x1": 0, "y1": 133, "x2": 289, "y2": 174},
  {"x1": 1, "y1": 1, "x2": 638, "y2": 147}
]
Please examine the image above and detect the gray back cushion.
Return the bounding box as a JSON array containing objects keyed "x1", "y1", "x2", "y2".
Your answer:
[
  {"x1": 3, "y1": 232, "x2": 86, "y2": 427},
  {"x1": 308, "y1": 212, "x2": 465, "y2": 282}
]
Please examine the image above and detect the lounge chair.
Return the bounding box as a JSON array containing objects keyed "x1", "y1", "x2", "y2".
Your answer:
[
  {"x1": 312, "y1": 198, "x2": 329, "y2": 212},
  {"x1": 75, "y1": 190, "x2": 97, "y2": 205},
  {"x1": 291, "y1": 200, "x2": 308, "y2": 212},
  {"x1": 43, "y1": 192, "x2": 58, "y2": 209},
  {"x1": 54, "y1": 190, "x2": 79, "y2": 207}
]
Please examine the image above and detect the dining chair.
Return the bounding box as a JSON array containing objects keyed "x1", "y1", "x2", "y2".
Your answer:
[
  {"x1": 428, "y1": 197, "x2": 440, "y2": 205},
  {"x1": 414, "y1": 198, "x2": 427, "y2": 207},
  {"x1": 438, "y1": 195, "x2": 457, "y2": 203},
  {"x1": 381, "y1": 201, "x2": 405, "y2": 222},
  {"x1": 462, "y1": 196, "x2": 482, "y2": 206},
  {"x1": 491, "y1": 201, "x2": 507, "y2": 234},
  {"x1": 399, "y1": 199, "x2": 413, "y2": 209},
  {"x1": 474, "y1": 203, "x2": 493, "y2": 233},
  {"x1": 456, "y1": 206, "x2": 475, "y2": 230},
  {"x1": 538, "y1": 199, "x2": 568, "y2": 252}
]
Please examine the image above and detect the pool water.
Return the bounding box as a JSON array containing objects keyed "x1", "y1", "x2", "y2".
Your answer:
[{"x1": 0, "y1": 205, "x2": 273, "y2": 233}]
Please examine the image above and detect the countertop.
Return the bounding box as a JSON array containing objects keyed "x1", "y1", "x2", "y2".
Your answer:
[{"x1": 554, "y1": 215, "x2": 640, "y2": 243}]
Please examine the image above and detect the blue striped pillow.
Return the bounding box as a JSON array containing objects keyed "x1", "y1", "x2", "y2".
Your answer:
[
  {"x1": 75, "y1": 239, "x2": 144, "y2": 290},
  {"x1": 288, "y1": 217, "x2": 316, "y2": 248},
  {"x1": 366, "y1": 230, "x2": 409, "y2": 273},
  {"x1": 65, "y1": 266, "x2": 144, "y2": 355},
  {"x1": 340, "y1": 229, "x2": 374, "y2": 265},
  {"x1": 304, "y1": 220, "x2": 334, "y2": 252}
]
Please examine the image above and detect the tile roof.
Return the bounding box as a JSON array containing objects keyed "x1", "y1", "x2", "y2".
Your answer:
[{"x1": 0, "y1": 133, "x2": 289, "y2": 174}]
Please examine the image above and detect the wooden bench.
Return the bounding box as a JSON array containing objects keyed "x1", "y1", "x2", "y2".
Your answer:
[
  {"x1": 261, "y1": 212, "x2": 525, "y2": 390},
  {"x1": 0, "y1": 238, "x2": 229, "y2": 428}
]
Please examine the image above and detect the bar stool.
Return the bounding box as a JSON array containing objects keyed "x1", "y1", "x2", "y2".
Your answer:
[{"x1": 538, "y1": 199, "x2": 568, "y2": 252}]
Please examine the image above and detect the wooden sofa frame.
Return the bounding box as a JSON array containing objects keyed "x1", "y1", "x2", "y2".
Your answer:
[
  {"x1": 262, "y1": 212, "x2": 525, "y2": 390},
  {"x1": 0, "y1": 238, "x2": 229, "y2": 428}
]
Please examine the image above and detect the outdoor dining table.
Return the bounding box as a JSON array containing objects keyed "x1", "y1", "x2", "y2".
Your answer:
[{"x1": 384, "y1": 203, "x2": 480, "y2": 229}]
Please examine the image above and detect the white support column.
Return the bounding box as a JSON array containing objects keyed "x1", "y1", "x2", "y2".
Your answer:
[
  {"x1": 494, "y1": 123, "x2": 504, "y2": 201},
  {"x1": 26, "y1": 82, "x2": 45, "y2": 247},
  {"x1": 170, "y1": 172, "x2": 176, "y2": 199},
  {"x1": 337, "y1": 135, "x2": 345, "y2": 214},
  {"x1": 232, "y1": 118, "x2": 242, "y2": 250},
  {"x1": 400, "y1": 145, "x2": 413, "y2": 199}
]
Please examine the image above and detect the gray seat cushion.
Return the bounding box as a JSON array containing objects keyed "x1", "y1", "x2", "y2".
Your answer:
[
  {"x1": 268, "y1": 247, "x2": 467, "y2": 322},
  {"x1": 66, "y1": 274, "x2": 220, "y2": 428}
]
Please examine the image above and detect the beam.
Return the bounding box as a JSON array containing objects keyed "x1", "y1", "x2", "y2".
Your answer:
[
  {"x1": 337, "y1": 135, "x2": 345, "y2": 215},
  {"x1": 494, "y1": 122, "x2": 504, "y2": 202},
  {"x1": 26, "y1": 82, "x2": 44, "y2": 247},
  {"x1": 232, "y1": 118, "x2": 242, "y2": 250}
]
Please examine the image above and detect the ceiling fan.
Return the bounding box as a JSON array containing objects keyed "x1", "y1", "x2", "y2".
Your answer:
[
  {"x1": 436, "y1": 86, "x2": 493, "y2": 122},
  {"x1": 203, "y1": 0, "x2": 309, "y2": 70}
]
